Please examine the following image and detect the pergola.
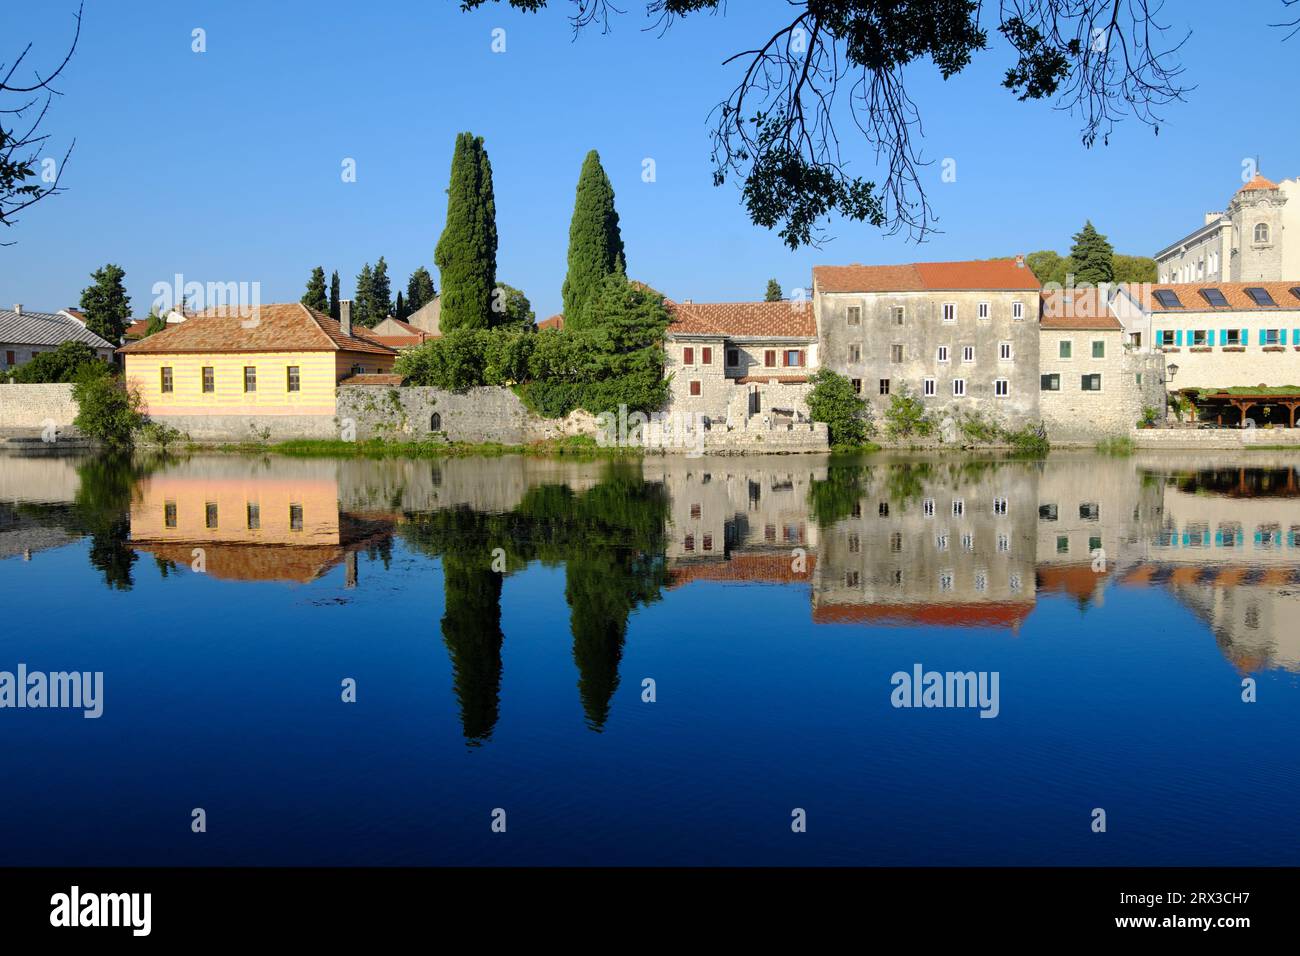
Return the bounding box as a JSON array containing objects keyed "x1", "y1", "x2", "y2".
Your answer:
[{"x1": 1179, "y1": 388, "x2": 1300, "y2": 427}]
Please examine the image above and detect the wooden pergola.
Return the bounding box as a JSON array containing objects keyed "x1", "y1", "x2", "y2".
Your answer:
[{"x1": 1179, "y1": 388, "x2": 1300, "y2": 427}]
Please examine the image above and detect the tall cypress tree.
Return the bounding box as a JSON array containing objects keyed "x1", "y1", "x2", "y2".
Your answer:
[
  {"x1": 561, "y1": 150, "x2": 625, "y2": 329},
  {"x1": 301, "y1": 266, "x2": 328, "y2": 313},
  {"x1": 1068, "y1": 221, "x2": 1115, "y2": 285},
  {"x1": 395, "y1": 291, "x2": 406, "y2": 321},
  {"x1": 372, "y1": 256, "x2": 393, "y2": 319},
  {"x1": 407, "y1": 266, "x2": 436, "y2": 312},
  {"x1": 354, "y1": 262, "x2": 375, "y2": 327},
  {"x1": 434, "y1": 132, "x2": 498, "y2": 332},
  {"x1": 329, "y1": 270, "x2": 341, "y2": 320}
]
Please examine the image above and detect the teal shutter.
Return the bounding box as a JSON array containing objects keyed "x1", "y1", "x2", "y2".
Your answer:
[
  {"x1": 1176, "y1": 330, "x2": 1183, "y2": 345},
  {"x1": 1241, "y1": 328, "x2": 1248, "y2": 345},
  {"x1": 1219, "y1": 329, "x2": 1226, "y2": 345}
]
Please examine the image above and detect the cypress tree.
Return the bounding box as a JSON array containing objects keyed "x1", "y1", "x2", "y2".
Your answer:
[
  {"x1": 435, "y1": 132, "x2": 498, "y2": 332},
  {"x1": 1068, "y1": 221, "x2": 1115, "y2": 285},
  {"x1": 329, "y1": 270, "x2": 341, "y2": 320},
  {"x1": 354, "y1": 262, "x2": 375, "y2": 327},
  {"x1": 372, "y1": 256, "x2": 393, "y2": 319},
  {"x1": 79, "y1": 263, "x2": 132, "y2": 343},
  {"x1": 765, "y1": 278, "x2": 783, "y2": 302},
  {"x1": 561, "y1": 150, "x2": 625, "y2": 329},
  {"x1": 407, "y1": 266, "x2": 436, "y2": 312},
  {"x1": 395, "y1": 291, "x2": 406, "y2": 321},
  {"x1": 301, "y1": 266, "x2": 328, "y2": 313}
]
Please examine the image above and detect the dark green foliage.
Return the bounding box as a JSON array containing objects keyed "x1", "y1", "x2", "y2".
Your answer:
[
  {"x1": 72, "y1": 368, "x2": 142, "y2": 447},
  {"x1": 1112, "y1": 253, "x2": 1157, "y2": 283},
  {"x1": 435, "y1": 132, "x2": 498, "y2": 332},
  {"x1": 371, "y1": 256, "x2": 393, "y2": 319},
  {"x1": 143, "y1": 312, "x2": 167, "y2": 337},
  {"x1": 808, "y1": 459, "x2": 873, "y2": 527},
  {"x1": 883, "y1": 385, "x2": 936, "y2": 440},
  {"x1": 353, "y1": 262, "x2": 375, "y2": 327},
  {"x1": 806, "y1": 368, "x2": 872, "y2": 447},
  {"x1": 765, "y1": 278, "x2": 783, "y2": 302},
  {"x1": 395, "y1": 291, "x2": 407, "y2": 320},
  {"x1": 329, "y1": 270, "x2": 341, "y2": 319},
  {"x1": 561, "y1": 150, "x2": 625, "y2": 327},
  {"x1": 79, "y1": 263, "x2": 132, "y2": 343},
  {"x1": 1068, "y1": 220, "x2": 1114, "y2": 284},
  {"x1": 9, "y1": 340, "x2": 105, "y2": 383},
  {"x1": 301, "y1": 266, "x2": 329, "y2": 313},
  {"x1": 406, "y1": 266, "x2": 437, "y2": 312},
  {"x1": 1027, "y1": 245, "x2": 1156, "y2": 286},
  {"x1": 395, "y1": 328, "x2": 494, "y2": 391},
  {"x1": 440, "y1": 554, "x2": 505, "y2": 744},
  {"x1": 491, "y1": 283, "x2": 535, "y2": 328}
]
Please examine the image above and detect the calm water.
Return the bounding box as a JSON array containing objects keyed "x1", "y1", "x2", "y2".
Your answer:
[{"x1": 1, "y1": 448, "x2": 1298, "y2": 866}]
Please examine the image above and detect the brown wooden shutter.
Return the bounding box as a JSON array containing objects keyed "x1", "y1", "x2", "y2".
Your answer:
[
  {"x1": 702, "y1": 347, "x2": 712, "y2": 365},
  {"x1": 683, "y1": 346, "x2": 694, "y2": 365}
]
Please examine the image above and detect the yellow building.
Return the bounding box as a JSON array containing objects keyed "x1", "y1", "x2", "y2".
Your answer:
[{"x1": 118, "y1": 302, "x2": 396, "y2": 439}]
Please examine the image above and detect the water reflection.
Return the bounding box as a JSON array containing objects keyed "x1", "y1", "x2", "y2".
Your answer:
[{"x1": 4, "y1": 449, "x2": 1300, "y2": 744}]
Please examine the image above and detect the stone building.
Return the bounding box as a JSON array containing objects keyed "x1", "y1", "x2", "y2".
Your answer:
[
  {"x1": 1154, "y1": 173, "x2": 1300, "y2": 284},
  {"x1": 1038, "y1": 289, "x2": 1167, "y2": 440},
  {"x1": 0, "y1": 305, "x2": 116, "y2": 371},
  {"x1": 812, "y1": 258, "x2": 1041, "y2": 429}
]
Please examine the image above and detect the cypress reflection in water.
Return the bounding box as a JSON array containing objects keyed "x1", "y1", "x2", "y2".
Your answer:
[{"x1": 439, "y1": 551, "x2": 505, "y2": 745}]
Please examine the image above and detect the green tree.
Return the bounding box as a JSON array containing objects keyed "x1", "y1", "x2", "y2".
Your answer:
[
  {"x1": 561, "y1": 150, "x2": 626, "y2": 328},
  {"x1": 10, "y1": 340, "x2": 104, "y2": 383},
  {"x1": 143, "y1": 311, "x2": 167, "y2": 337},
  {"x1": 1025, "y1": 250, "x2": 1070, "y2": 286},
  {"x1": 329, "y1": 270, "x2": 341, "y2": 320},
  {"x1": 765, "y1": 278, "x2": 783, "y2": 302},
  {"x1": 395, "y1": 290, "x2": 407, "y2": 321},
  {"x1": 806, "y1": 368, "x2": 872, "y2": 447},
  {"x1": 435, "y1": 132, "x2": 498, "y2": 332},
  {"x1": 72, "y1": 368, "x2": 142, "y2": 448},
  {"x1": 1068, "y1": 221, "x2": 1115, "y2": 285},
  {"x1": 301, "y1": 266, "x2": 329, "y2": 313},
  {"x1": 1112, "y1": 253, "x2": 1157, "y2": 283},
  {"x1": 371, "y1": 256, "x2": 393, "y2": 319},
  {"x1": 353, "y1": 262, "x2": 375, "y2": 327},
  {"x1": 883, "y1": 385, "x2": 936, "y2": 440},
  {"x1": 492, "y1": 283, "x2": 535, "y2": 328},
  {"x1": 79, "y1": 263, "x2": 132, "y2": 344},
  {"x1": 407, "y1": 266, "x2": 437, "y2": 312}
]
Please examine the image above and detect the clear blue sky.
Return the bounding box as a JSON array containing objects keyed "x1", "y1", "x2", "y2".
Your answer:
[{"x1": 3, "y1": 0, "x2": 1298, "y2": 319}]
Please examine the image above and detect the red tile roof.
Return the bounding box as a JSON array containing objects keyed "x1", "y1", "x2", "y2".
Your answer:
[
  {"x1": 668, "y1": 300, "x2": 816, "y2": 338},
  {"x1": 812, "y1": 601, "x2": 1034, "y2": 628},
  {"x1": 537, "y1": 314, "x2": 564, "y2": 331},
  {"x1": 339, "y1": 373, "x2": 404, "y2": 386},
  {"x1": 667, "y1": 552, "x2": 817, "y2": 587},
  {"x1": 117, "y1": 303, "x2": 397, "y2": 356},
  {"x1": 1124, "y1": 281, "x2": 1300, "y2": 312},
  {"x1": 1239, "y1": 173, "x2": 1279, "y2": 191},
  {"x1": 1039, "y1": 289, "x2": 1121, "y2": 330},
  {"x1": 814, "y1": 258, "x2": 1040, "y2": 293}
]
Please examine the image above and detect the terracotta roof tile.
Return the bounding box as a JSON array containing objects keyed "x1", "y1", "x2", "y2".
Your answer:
[
  {"x1": 814, "y1": 258, "x2": 1040, "y2": 293},
  {"x1": 339, "y1": 373, "x2": 405, "y2": 386},
  {"x1": 668, "y1": 300, "x2": 816, "y2": 338},
  {"x1": 1239, "y1": 173, "x2": 1279, "y2": 191},
  {"x1": 812, "y1": 601, "x2": 1034, "y2": 628},
  {"x1": 117, "y1": 303, "x2": 397, "y2": 356},
  {"x1": 537, "y1": 314, "x2": 564, "y2": 331},
  {"x1": 1039, "y1": 289, "x2": 1121, "y2": 330},
  {"x1": 1124, "y1": 281, "x2": 1300, "y2": 313}
]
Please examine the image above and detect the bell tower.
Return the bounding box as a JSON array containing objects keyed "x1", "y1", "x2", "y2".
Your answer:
[{"x1": 1228, "y1": 173, "x2": 1286, "y2": 281}]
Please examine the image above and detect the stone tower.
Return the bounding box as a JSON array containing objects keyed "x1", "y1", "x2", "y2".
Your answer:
[{"x1": 1227, "y1": 174, "x2": 1287, "y2": 281}]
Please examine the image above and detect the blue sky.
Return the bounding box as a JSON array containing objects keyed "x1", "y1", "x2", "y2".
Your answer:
[{"x1": 3, "y1": 0, "x2": 1298, "y2": 319}]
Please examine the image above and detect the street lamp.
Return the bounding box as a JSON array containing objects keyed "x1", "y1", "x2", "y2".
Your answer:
[{"x1": 1166, "y1": 363, "x2": 1179, "y2": 382}]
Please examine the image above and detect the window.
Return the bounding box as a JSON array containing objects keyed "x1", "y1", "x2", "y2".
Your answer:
[
  {"x1": 890, "y1": 532, "x2": 902, "y2": 553},
  {"x1": 1040, "y1": 373, "x2": 1060, "y2": 391},
  {"x1": 891, "y1": 306, "x2": 905, "y2": 325},
  {"x1": 994, "y1": 378, "x2": 1009, "y2": 398},
  {"x1": 246, "y1": 503, "x2": 260, "y2": 530},
  {"x1": 727, "y1": 349, "x2": 739, "y2": 366},
  {"x1": 1191, "y1": 330, "x2": 1209, "y2": 347},
  {"x1": 937, "y1": 345, "x2": 950, "y2": 363},
  {"x1": 1265, "y1": 329, "x2": 1281, "y2": 345},
  {"x1": 952, "y1": 499, "x2": 964, "y2": 517},
  {"x1": 1156, "y1": 330, "x2": 1174, "y2": 346},
  {"x1": 847, "y1": 306, "x2": 861, "y2": 326},
  {"x1": 702, "y1": 535, "x2": 713, "y2": 552},
  {"x1": 952, "y1": 378, "x2": 966, "y2": 396},
  {"x1": 701, "y1": 347, "x2": 712, "y2": 365},
  {"x1": 164, "y1": 501, "x2": 177, "y2": 528},
  {"x1": 683, "y1": 346, "x2": 694, "y2": 365},
  {"x1": 690, "y1": 503, "x2": 701, "y2": 519},
  {"x1": 1012, "y1": 301, "x2": 1025, "y2": 321},
  {"x1": 999, "y1": 342, "x2": 1012, "y2": 361},
  {"x1": 1080, "y1": 503, "x2": 1099, "y2": 521},
  {"x1": 851, "y1": 378, "x2": 862, "y2": 394},
  {"x1": 939, "y1": 571, "x2": 954, "y2": 591},
  {"x1": 962, "y1": 345, "x2": 974, "y2": 364},
  {"x1": 1153, "y1": 289, "x2": 1184, "y2": 309},
  {"x1": 1081, "y1": 373, "x2": 1102, "y2": 391},
  {"x1": 1224, "y1": 329, "x2": 1241, "y2": 345},
  {"x1": 923, "y1": 498, "x2": 935, "y2": 517},
  {"x1": 684, "y1": 535, "x2": 695, "y2": 552},
  {"x1": 287, "y1": 366, "x2": 300, "y2": 392},
  {"x1": 845, "y1": 570, "x2": 861, "y2": 588},
  {"x1": 1059, "y1": 340, "x2": 1072, "y2": 359},
  {"x1": 205, "y1": 502, "x2": 218, "y2": 529},
  {"x1": 942, "y1": 303, "x2": 957, "y2": 322},
  {"x1": 849, "y1": 344, "x2": 861, "y2": 362},
  {"x1": 879, "y1": 379, "x2": 890, "y2": 395},
  {"x1": 1039, "y1": 504, "x2": 1058, "y2": 521},
  {"x1": 923, "y1": 378, "x2": 936, "y2": 396},
  {"x1": 1245, "y1": 287, "x2": 1278, "y2": 307},
  {"x1": 764, "y1": 350, "x2": 776, "y2": 367},
  {"x1": 978, "y1": 302, "x2": 990, "y2": 320},
  {"x1": 1254, "y1": 222, "x2": 1271, "y2": 244},
  {"x1": 878, "y1": 502, "x2": 889, "y2": 517},
  {"x1": 431, "y1": 412, "x2": 442, "y2": 431},
  {"x1": 689, "y1": 380, "x2": 702, "y2": 396},
  {"x1": 160, "y1": 367, "x2": 173, "y2": 393},
  {"x1": 202, "y1": 367, "x2": 215, "y2": 393},
  {"x1": 1092, "y1": 340, "x2": 1105, "y2": 358},
  {"x1": 3, "y1": 351, "x2": 13, "y2": 366},
  {"x1": 890, "y1": 344, "x2": 903, "y2": 363},
  {"x1": 993, "y1": 497, "x2": 1008, "y2": 516},
  {"x1": 289, "y1": 504, "x2": 303, "y2": 532},
  {"x1": 243, "y1": 366, "x2": 257, "y2": 393},
  {"x1": 1056, "y1": 535, "x2": 1069, "y2": 555},
  {"x1": 784, "y1": 349, "x2": 802, "y2": 367},
  {"x1": 848, "y1": 533, "x2": 861, "y2": 554},
  {"x1": 935, "y1": 534, "x2": 949, "y2": 552},
  {"x1": 1200, "y1": 287, "x2": 1229, "y2": 307}
]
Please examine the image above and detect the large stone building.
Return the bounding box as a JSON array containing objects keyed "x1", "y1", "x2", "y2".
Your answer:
[
  {"x1": 812, "y1": 258, "x2": 1042, "y2": 427},
  {"x1": 1154, "y1": 173, "x2": 1300, "y2": 284}
]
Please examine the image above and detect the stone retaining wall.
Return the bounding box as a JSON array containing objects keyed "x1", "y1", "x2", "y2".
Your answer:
[
  {"x1": 1132, "y1": 427, "x2": 1300, "y2": 449},
  {"x1": 0, "y1": 383, "x2": 78, "y2": 432}
]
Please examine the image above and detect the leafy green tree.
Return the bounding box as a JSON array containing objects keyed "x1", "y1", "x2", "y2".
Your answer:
[
  {"x1": 492, "y1": 283, "x2": 535, "y2": 328},
  {"x1": 1025, "y1": 250, "x2": 1069, "y2": 286},
  {"x1": 483, "y1": 329, "x2": 536, "y2": 385},
  {"x1": 765, "y1": 278, "x2": 783, "y2": 302},
  {"x1": 1068, "y1": 221, "x2": 1115, "y2": 285},
  {"x1": 883, "y1": 385, "x2": 936, "y2": 440},
  {"x1": 806, "y1": 368, "x2": 872, "y2": 447},
  {"x1": 407, "y1": 266, "x2": 437, "y2": 312},
  {"x1": 435, "y1": 132, "x2": 498, "y2": 332},
  {"x1": 301, "y1": 266, "x2": 329, "y2": 312},
  {"x1": 561, "y1": 150, "x2": 625, "y2": 328},
  {"x1": 10, "y1": 340, "x2": 104, "y2": 383},
  {"x1": 143, "y1": 311, "x2": 167, "y2": 337},
  {"x1": 353, "y1": 262, "x2": 375, "y2": 327},
  {"x1": 72, "y1": 367, "x2": 142, "y2": 447},
  {"x1": 329, "y1": 270, "x2": 341, "y2": 320},
  {"x1": 79, "y1": 263, "x2": 132, "y2": 343},
  {"x1": 395, "y1": 328, "x2": 491, "y2": 391},
  {"x1": 1112, "y1": 253, "x2": 1157, "y2": 283},
  {"x1": 371, "y1": 256, "x2": 393, "y2": 319}
]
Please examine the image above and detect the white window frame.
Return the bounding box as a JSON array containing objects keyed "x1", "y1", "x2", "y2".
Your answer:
[
  {"x1": 923, "y1": 377, "x2": 936, "y2": 397},
  {"x1": 942, "y1": 302, "x2": 957, "y2": 323},
  {"x1": 999, "y1": 341, "x2": 1013, "y2": 361},
  {"x1": 962, "y1": 345, "x2": 975, "y2": 364},
  {"x1": 952, "y1": 378, "x2": 966, "y2": 397},
  {"x1": 891, "y1": 306, "x2": 905, "y2": 326},
  {"x1": 937, "y1": 345, "x2": 950, "y2": 364},
  {"x1": 994, "y1": 378, "x2": 1009, "y2": 398},
  {"x1": 847, "y1": 305, "x2": 862, "y2": 326},
  {"x1": 1012, "y1": 301, "x2": 1025, "y2": 321},
  {"x1": 1059, "y1": 339, "x2": 1073, "y2": 360},
  {"x1": 977, "y1": 302, "x2": 990, "y2": 320}
]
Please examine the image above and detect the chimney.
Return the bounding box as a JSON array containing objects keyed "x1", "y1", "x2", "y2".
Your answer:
[
  {"x1": 340, "y1": 299, "x2": 352, "y2": 337},
  {"x1": 1014, "y1": 255, "x2": 1025, "y2": 269},
  {"x1": 12, "y1": 304, "x2": 22, "y2": 316}
]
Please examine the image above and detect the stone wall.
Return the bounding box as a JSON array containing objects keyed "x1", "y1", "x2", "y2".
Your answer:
[
  {"x1": 1039, "y1": 331, "x2": 1166, "y2": 442},
  {"x1": 152, "y1": 414, "x2": 338, "y2": 442},
  {"x1": 1133, "y1": 427, "x2": 1300, "y2": 449},
  {"x1": 0, "y1": 383, "x2": 78, "y2": 432}
]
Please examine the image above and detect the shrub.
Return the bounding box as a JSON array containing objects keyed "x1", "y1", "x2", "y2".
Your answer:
[
  {"x1": 9, "y1": 340, "x2": 107, "y2": 383},
  {"x1": 956, "y1": 409, "x2": 1002, "y2": 444},
  {"x1": 1097, "y1": 435, "x2": 1136, "y2": 456},
  {"x1": 806, "y1": 368, "x2": 872, "y2": 446},
  {"x1": 138, "y1": 420, "x2": 185, "y2": 450},
  {"x1": 72, "y1": 368, "x2": 143, "y2": 447},
  {"x1": 483, "y1": 328, "x2": 536, "y2": 385},
  {"x1": 396, "y1": 328, "x2": 491, "y2": 390},
  {"x1": 1004, "y1": 422, "x2": 1050, "y2": 456},
  {"x1": 1138, "y1": 405, "x2": 1160, "y2": 428},
  {"x1": 883, "y1": 386, "x2": 936, "y2": 440}
]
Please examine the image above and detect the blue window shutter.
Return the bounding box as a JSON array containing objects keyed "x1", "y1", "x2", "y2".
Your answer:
[
  {"x1": 1175, "y1": 330, "x2": 1183, "y2": 345},
  {"x1": 1241, "y1": 328, "x2": 1248, "y2": 345}
]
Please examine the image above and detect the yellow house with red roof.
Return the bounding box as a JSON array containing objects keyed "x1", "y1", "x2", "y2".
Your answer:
[{"x1": 118, "y1": 301, "x2": 396, "y2": 440}]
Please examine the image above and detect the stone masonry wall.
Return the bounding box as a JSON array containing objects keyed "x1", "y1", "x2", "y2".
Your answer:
[
  {"x1": 1039, "y1": 330, "x2": 1167, "y2": 442},
  {"x1": 337, "y1": 385, "x2": 599, "y2": 444},
  {"x1": 0, "y1": 384, "x2": 78, "y2": 432}
]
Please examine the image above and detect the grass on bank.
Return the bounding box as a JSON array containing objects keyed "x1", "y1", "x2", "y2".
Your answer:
[
  {"x1": 1096, "y1": 435, "x2": 1137, "y2": 456},
  {"x1": 205, "y1": 434, "x2": 642, "y2": 460}
]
